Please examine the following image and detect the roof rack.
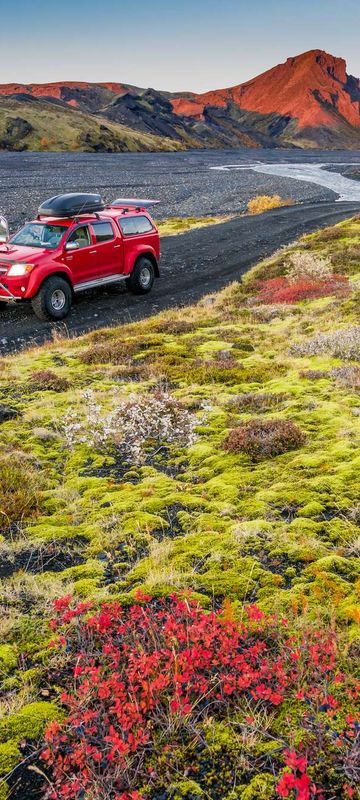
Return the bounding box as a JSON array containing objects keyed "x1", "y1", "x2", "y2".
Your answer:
[{"x1": 37, "y1": 212, "x2": 102, "y2": 222}]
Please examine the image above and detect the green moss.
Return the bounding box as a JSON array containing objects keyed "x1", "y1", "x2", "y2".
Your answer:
[
  {"x1": 0, "y1": 646, "x2": 17, "y2": 673},
  {"x1": 1, "y1": 213, "x2": 360, "y2": 782},
  {"x1": 239, "y1": 774, "x2": 276, "y2": 799},
  {"x1": 0, "y1": 783, "x2": 9, "y2": 800},
  {"x1": 72, "y1": 577, "x2": 101, "y2": 597},
  {"x1": 0, "y1": 741, "x2": 21, "y2": 777},
  {"x1": 300, "y1": 500, "x2": 326, "y2": 518},
  {"x1": 169, "y1": 780, "x2": 204, "y2": 799},
  {"x1": 60, "y1": 559, "x2": 104, "y2": 580},
  {"x1": 0, "y1": 702, "x2": 62, "y2": 744},
  {"x1": 306, "y1": 555, "x2": 360, "y2": 581},
  {"x1": 157, "y1": 216, "x2": 231, "y2": 237}
]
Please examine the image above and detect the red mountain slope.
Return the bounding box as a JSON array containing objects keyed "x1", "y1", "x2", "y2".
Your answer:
[
  {"x1": 0, "y1": 81, "x2": 127, "y2": 101},
  {"x1": 171, "y1": 50, "x2": 360, "y2": 131}
]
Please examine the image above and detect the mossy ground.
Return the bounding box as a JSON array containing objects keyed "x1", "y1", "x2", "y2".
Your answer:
[
  {"x1": 156, "y1": 216, "x2": 233, "y2": 235},
  {"x1": 1, "y1": 215, "x2": 360, "y2": 796}
]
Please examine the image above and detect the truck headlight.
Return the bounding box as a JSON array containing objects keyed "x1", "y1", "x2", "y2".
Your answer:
[{"x1": 7, "y1": 263, "x2": 34, "y2": 277}]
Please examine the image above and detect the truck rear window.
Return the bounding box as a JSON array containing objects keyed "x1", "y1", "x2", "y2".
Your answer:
[
  {"x1": 92, "y1": 222, "x2": 114, "y2": 243},
  {"x1": 119, "y1": 216, "x2": 154, "y2": 236}
]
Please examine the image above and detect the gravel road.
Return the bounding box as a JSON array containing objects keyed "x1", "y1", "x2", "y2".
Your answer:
[{"x1": 0, "y1": 199, "x2": 359, "y2": 355}]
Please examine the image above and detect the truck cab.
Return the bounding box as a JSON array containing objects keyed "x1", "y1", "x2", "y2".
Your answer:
[{"x1": 0, "y1": 193, "x2": 160, "y2": 321}]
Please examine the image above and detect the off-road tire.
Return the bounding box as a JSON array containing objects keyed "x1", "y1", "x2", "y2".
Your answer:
[
  {"x1": 31, "y1": 276, "x2": 73, "y2": 322},
  {"x1": 127, "y1": 257, "x2": 155, "y2": 295}
]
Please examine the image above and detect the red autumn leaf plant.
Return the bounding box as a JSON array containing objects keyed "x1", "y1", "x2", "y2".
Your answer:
[
  {"x1": 255, "y1": 274, "x2": 349, "y2": 305},
  {"x1": 43, "y1": 594, "x2": 360, "y2": 800}
]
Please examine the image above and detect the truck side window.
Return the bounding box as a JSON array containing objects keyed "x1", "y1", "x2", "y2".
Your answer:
[
  {"x1": 118, "y1": 217, "x2": 138, "y2": 236},
  {"x1": 135, "y1": 216, "x2": 154, "y2": 234},
  {"x1": 119, "y1": 216, "x2": 154, "y2": 235},
  {"x1": 67, "y1": 225, "x2": 91, "y2": 249},
  {"x1": 92, "y1": 222, "x2": 114, "y2": 243}
]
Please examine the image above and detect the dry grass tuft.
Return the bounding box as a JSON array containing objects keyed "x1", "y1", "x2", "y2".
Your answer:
[
  {"x1": 79, "y1": 341, "x2": 137, "y2": 365},
  {"x1": 287, "y1": 252, "x2": 332, "y2": 283},
  {"x1": 0, "y1": 453, "x2": 41, "y2": 528},
  {"x1": 247, "y1": 195, "x2": 294, "y2": 215},
  {"x1": 227, "y1": 392, "x2": 288, "y2": 413},
  {"x1": 29, "y1": 369, "x2": 70, "y2": 392}
]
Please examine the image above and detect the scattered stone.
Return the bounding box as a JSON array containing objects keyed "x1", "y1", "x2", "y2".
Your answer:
[{"x1": 0, "y1": 405, "x2": 19, "y2": 423}]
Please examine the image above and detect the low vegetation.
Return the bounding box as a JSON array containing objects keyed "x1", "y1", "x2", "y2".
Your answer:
[
  {"x1": 254, "y1": 251, "x2": 351, "y2": 303},
  {"x1": 44, "y1": 595, "x2": 358, "y2": 800},
  {"x1": 247, "y1": 194, "x2": 294, "y2": 215},
  {"x1": 156, "y1": 216, "x2": 232, "y2": 235},
  {"x1": 224, "y1": 418, "x2": 306, "y2": 460},
  {"x1": 0, "y1": 215, "x2": 360, "y2": 799},
  {"x1": 0, "y1": 98, "x2": 184, "y2": 153}
]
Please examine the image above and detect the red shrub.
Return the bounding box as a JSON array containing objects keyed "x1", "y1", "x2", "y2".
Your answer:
[
  {"x1": 29, "y1": 369, "x2": 70, "y2": 392},
  {"x1": 256, "y1": 274, "x2": 349, "y2": 304},
  {"x1": 224, "y1": 417, "x2": 306, "y2": 460},
  {"x1": 43, "y1": 595, "x2": 359, "y2": 800}
]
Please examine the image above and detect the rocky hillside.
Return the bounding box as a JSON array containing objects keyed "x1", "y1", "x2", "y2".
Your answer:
[
  {"x1": 0, "y1": 215, "x2": 360, "y2": 798},
  {"x1": 172, "y1": 50, "x2": 360, "y2": 149},
  {"x1": 1, "y1": 49, "x2": 359, "y2": 151},
  {"x1": 0, "y1": 96, "x2": 184, "y2": 153}
]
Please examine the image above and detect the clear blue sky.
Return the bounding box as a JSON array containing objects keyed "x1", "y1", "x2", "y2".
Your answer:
[{"x1": 2, "y1": 0, "x2": 360, "y2": 91}]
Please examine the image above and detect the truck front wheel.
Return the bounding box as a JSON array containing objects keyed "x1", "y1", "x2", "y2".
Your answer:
[
  {"x1": 31, "y1": 276, "x2": 73, "y2": 321},
  {"x1": 127, "y1": 257, "x2": 155, "y2": 295}
]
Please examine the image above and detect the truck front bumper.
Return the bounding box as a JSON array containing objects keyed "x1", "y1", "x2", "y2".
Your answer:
[
  {"x1": 0, "y1": 282, "x2": 18, "y2": 302},
  {"x1": 0, "y1": 277, "x2": 31, "y2": 302}
]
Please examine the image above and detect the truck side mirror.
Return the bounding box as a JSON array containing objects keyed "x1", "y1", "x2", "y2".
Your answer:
[
  {"x1": 0, "y1": 216, "x2": 9, "y2": 243},
  {"x1": 65, "y1": 241, "x2": 80, "y2": 252}
]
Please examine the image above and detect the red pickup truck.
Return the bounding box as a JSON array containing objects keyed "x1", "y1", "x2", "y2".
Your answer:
[{"x1": 0, "y1": 193, "x2": 160, "y2": 321}]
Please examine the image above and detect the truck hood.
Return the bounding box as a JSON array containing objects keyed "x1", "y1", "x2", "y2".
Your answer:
[{"x1": 0, "y1": 244, "x2": 54, "y2": 264}]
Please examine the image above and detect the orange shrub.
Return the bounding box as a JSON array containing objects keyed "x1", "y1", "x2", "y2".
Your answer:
[{"x1": 247, "y1": 195, "x2": 294, "y2": 215}]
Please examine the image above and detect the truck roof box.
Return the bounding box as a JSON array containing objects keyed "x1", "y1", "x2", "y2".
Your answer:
[{"x1": 38, "y1": 193, "x2": 105, "y2": 218}]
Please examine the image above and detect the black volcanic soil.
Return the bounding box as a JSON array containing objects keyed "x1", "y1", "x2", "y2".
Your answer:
[
  {"x1": 0, "y1": 199, "x2": 359, "y2": 355},
  {"x1": 0, "y1": 149, "x2": 351, "y2": 228}
]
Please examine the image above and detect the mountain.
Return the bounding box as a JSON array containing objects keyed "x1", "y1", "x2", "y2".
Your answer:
[
  {"x1": 0, "y1": 50, "x2": 359, "y2": 152},
  {"x1": 0, "y1": 97, "x2": 186, "y2": 154},
  {"x1": 171, "y1": 50, "x2": 360, "y2": 149}
]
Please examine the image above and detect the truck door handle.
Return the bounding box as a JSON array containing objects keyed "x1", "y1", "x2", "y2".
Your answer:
[
  {"x1": 90, "y1": 250, "x2": 97, "y2": 254},
  {"x1": 114, "y1": 245, "x2": 121, "y2": 249}
]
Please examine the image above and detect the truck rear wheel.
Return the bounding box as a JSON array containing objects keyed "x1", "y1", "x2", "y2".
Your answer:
[
  {"x1": 127, "y1": 257, "x2": 155, "y2": 295},
  {"x1": 31, "y1": 276, "x2": 73, "y2": 321}
]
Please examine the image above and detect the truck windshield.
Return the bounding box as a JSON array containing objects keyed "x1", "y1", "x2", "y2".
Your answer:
[{"x1": 11, "y1": 223, "x2": 66, "y2": 250}]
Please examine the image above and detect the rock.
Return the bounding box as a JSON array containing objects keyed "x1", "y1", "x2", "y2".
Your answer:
[
  {"x1": 0, "y1": 405, "x2": 19, "y2": 423},
  {"x1": 0, "y1": 117, "x2": 33, "y2": 151}
]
